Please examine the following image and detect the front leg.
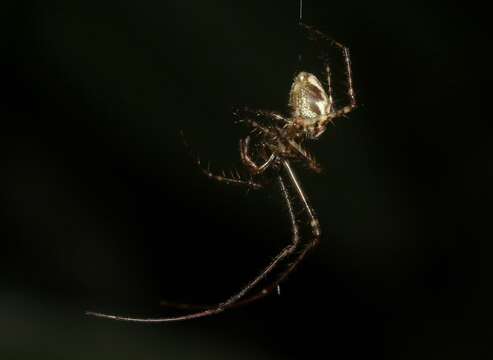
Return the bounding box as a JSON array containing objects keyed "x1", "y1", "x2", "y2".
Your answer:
[
  {"x1": 240, "y1": 136, "x2": 276, "y2": 175},
  {"x1": 197, "y1": 157, "x2": 262, "y2": 190},
  {"x1": 181, "y1": 131, "x2": 262, "y2": 190},
  {"x1": 87, "y1": 169, "x2": 304, "y2": 322},
  {"x1": 237, "y1": 107, "x2": 289, "y2": 125},
  {"x1": 300, "y1": 23, "x2": 357, "y2": 125}
]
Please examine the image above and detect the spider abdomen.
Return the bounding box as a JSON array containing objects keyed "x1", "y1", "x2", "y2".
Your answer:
[{"x1": 289, "y1": 72, "x2": 332, "y2": 122}]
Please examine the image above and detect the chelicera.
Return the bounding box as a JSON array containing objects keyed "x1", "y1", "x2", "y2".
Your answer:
[{"x1": 87, "y1": 23, "x2": 357, "y2": 322}]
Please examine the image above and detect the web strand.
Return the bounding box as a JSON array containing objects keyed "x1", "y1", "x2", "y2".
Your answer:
[{"x1": 298, "y1": 0, "x2": 304, "y2": 65}]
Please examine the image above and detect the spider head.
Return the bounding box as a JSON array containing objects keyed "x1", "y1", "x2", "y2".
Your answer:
[{"x1": 288, "y1": 72, "x2": 333, "y2": 139}]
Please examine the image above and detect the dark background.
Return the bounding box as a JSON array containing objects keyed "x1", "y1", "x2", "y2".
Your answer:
[{"x1": 2, "y1": 0, "x2": 491, "y2": 359}]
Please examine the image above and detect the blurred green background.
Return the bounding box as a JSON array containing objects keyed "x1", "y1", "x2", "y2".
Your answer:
[{"x1": 2, "y1": 0, "x2": 491, "y2": 359}]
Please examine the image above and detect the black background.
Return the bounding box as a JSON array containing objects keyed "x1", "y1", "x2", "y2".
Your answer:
[{"x1": 2, "y1": 0, "x2": 491, "y2": 359}]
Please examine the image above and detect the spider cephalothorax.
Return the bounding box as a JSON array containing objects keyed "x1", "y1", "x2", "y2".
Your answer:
[{"x1": 87, "y1": 23, "x2": 357, "y2": 323}]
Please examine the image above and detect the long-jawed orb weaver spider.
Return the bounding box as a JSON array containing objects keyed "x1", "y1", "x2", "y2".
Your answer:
[{"x1": 87, "y1": 23, "x2": 357, "y2": 322}]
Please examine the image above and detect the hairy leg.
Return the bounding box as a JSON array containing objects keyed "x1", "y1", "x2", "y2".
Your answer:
[
  {"x1": 197, "y1": 156, "x2": 262, "y2": 189},
  {"x1": 181, "y1": 130, "x2": 262, "y2": 190},
  {"x1": 240, "y1": 136, "x2": 276, "y2": 175},
  {"x1": 86, "y1": 167, "x2": 303, "y2": 322},
  {"x1": 160, "y1": 161, "x2": 321, "y2": 311},
  {"x1": 300, "y1": 23, "x2": 357, "y2": 126},
  {"x1": 238, "y1": 107, "x2": 289, "y2": 125}
]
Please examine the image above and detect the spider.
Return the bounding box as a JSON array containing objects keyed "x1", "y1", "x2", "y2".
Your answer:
[{"x1": 87, "y1": 23, "x2": 356, "y2": 322}]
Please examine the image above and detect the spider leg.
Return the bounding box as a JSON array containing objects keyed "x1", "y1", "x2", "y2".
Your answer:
[
  {"x1": 286, "y1": 140, "x2": 322, "y2": 173},
  {"x1": 281, "y1": 160, "x2": 320, "y2": 237},
  {"x1": 86, "y1": 165, "x2": 304, "y2": 322},
  {"x1": 300, "y1": 23, "x2": 357, "y2": 125},
  {"x1": 197, "y1": 157, "x2": 262, "y2": 190},
  {"x1": 325, "y1": 64, "x2": 335, "y2": 112},
  {"x1": 160, "y1": 162, "x2": 321, "y2": 312},
  {"x1": 238, "y1": 118, "x2": 317, "y2": 172},
  {"x1": 239, "y1": 122, "x2": 321, "y2": 173},
  {"x1": 329, "y1": 40, "x2": 356, "y2": 114},
  {"x1": 224, "y1": 161, "x2": 321, "y2": 305},
  {"x1": 240, "y1": 136, "x2": 276, "y2": 175},
  {"x1": 232, "y1": 161, "x2": 321, "y2": 303},
  {"x1": 240, "y1": 107, "x2": 289, "y2": 125},
  {"x1": 237, "y1": 118, "x2": 276, "y2": 136},
  {"x1": 180, "y1": 130, "x2": 262, "y2": 190}
]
